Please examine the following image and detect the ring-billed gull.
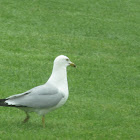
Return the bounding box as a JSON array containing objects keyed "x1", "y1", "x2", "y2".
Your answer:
[{"x1": 0, "y1": 55, "x2": 76, "y2": 127}]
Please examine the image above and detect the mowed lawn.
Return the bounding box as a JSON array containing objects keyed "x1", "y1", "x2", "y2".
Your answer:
[{"x1": 0, "y1": 0, "x2": 139, "y2": 139}]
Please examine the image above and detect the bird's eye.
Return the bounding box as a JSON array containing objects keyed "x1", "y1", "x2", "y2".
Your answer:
[{"x1": 66, "y1": 58, "x2": 69, "y2": 61}]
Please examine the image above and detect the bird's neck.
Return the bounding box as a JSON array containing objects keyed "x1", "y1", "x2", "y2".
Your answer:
[{"x1": 47, "y1": 65, "x2": 68, "y2": 93}]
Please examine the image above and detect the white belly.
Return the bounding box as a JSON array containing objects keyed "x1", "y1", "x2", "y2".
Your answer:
[{"x1": 56, "y1": 94, "x2": 68, "y2": 108}]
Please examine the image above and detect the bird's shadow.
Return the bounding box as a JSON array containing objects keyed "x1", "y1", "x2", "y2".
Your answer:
[
  {"x1": 19, "y1": 121, "x2": 56, "y2": 130},
  {"x1": 0, "y1": 110, "x2": 66, "y2": 131},
  {"x1": 0, "y1": 119, "x2": 62, "y2": 131}
]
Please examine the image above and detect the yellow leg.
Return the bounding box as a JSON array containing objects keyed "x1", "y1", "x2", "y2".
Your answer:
[
  {"x1": 42, "y1": 115, "x2": 45, "y2": 128},
  {"x1": 23, "y1": 112, "x2": 30, "y2": 123}
]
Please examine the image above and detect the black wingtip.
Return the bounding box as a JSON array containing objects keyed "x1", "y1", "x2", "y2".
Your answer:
[
  {"x1": 0, "y1": 99, "x2": 8, "y2": 106},
  {"x1": 0, "y1": 99, "x2": 28, "y2": 108}
]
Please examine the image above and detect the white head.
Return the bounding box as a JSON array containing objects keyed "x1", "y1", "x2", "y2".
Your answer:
[{"x1": 54, "y1": 55, "x2": 76, "y2": 68}]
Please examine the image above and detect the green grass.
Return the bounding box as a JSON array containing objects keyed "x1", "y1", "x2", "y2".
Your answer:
[{"x1": 0, "y1": 0, "x2": 140, "y2": 139}]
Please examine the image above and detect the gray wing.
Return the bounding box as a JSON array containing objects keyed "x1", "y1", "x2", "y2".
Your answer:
[{"x1": 5, "y1": 83, "x2": 64, "y2": 109}]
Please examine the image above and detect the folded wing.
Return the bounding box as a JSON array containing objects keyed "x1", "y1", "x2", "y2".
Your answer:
[{"x1": 5, "y1": 83, "x2": 64, "y2": 109}]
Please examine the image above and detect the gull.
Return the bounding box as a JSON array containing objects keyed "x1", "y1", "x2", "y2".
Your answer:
[{"x1": 0, "y1": 55, "x2": 76, "y2": 127}]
